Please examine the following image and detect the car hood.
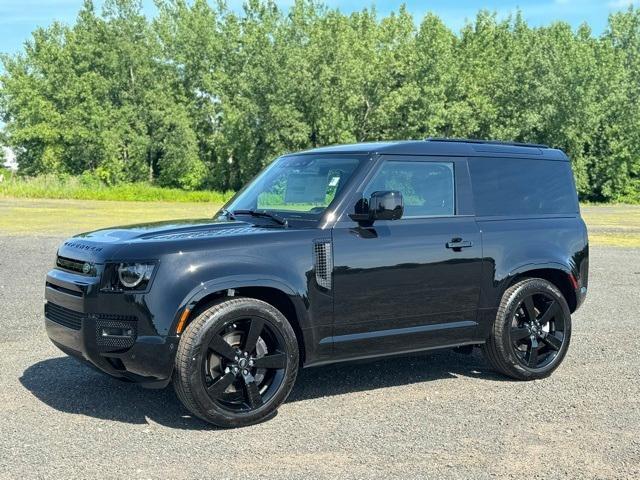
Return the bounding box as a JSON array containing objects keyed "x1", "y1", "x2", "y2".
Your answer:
[{"x1": 56, "y1": 218, "x2": 274, "y2": 263}]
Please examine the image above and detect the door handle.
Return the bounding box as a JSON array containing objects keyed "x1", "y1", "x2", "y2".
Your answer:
[{"x1": 446, "y1": 238, "x2": 473, "y2": 250}]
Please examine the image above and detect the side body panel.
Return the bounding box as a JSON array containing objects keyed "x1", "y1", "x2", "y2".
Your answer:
[
  {"x1": 330, "y1": 218, "x2": 482, "y2": 359},
  {"x1": 327, "y1": 155, "x2": 484, "y2": 361},
  {"x1": 474, "y1": 215, "x2": 589, "y2": 338}
]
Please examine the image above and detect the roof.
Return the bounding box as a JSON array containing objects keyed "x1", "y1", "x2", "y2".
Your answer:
[{"x1": 293, "y1": 138, "x2": 568, "y2": 161}]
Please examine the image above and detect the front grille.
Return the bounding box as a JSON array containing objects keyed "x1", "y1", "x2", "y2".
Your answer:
[
  {"x1": 56, "y1": 255, "x2": 94, "y2": 276},
  {"x1": 45, "y1": 303, "x2": 83, "y2": 330}
]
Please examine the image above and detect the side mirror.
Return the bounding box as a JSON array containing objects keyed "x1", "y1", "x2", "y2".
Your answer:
[{"x1": 349, "y1": 190, "x2": 403, "y2": 224}]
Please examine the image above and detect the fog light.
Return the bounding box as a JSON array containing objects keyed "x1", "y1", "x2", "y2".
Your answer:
[{"x1": 101, "y1": 327, "x2": 134, "y2": 337}]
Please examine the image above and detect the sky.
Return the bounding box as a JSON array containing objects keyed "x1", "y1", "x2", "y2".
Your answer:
[{"x1": 0, "y1": 0, "x2": 639, "y2": 55}]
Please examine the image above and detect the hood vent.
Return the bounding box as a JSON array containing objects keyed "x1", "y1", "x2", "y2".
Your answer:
[
  {"x1": 147, "y1": 226, "x2": 262, "y2": 240},
  {"x1": 314, "y1": 239, "x2": 333, "y2": 290}
]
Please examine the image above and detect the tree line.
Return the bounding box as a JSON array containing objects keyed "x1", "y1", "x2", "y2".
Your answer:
[{"x1": 1, "y1": 0, "x2": 638, "y2": 202}]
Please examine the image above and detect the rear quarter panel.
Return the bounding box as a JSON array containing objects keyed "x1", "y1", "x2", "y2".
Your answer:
[{"x1": 475, "y1": 214, "x2": 588, "y2": 338}]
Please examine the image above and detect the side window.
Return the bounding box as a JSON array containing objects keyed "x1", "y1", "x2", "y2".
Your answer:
[
  {"x1": 363, "y1": 161, "x2": 455, "y2": 217},
  {"x1": 468, "y1": 158, "x2": 579, "y2": 216}
]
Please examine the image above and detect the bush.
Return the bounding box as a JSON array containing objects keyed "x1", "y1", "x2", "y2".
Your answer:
[
  {"x1": 0, "y1": 174, "x2": 235, "y2": 203},
  {"x1": 0, "y1": 167, "x2": 15, "y2": 180}
]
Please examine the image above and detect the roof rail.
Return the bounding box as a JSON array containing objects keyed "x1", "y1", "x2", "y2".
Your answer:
[{"x1": 425, "y1": 137, "x2": 549, "y2": 149}]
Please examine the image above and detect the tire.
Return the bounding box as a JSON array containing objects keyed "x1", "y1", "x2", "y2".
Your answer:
[
  {"x1": 482, "y1": 278, "x2": 572, "y2": 380},
  {"x1": 173, "y1": 297, "x2": 299, "y2": 428}
]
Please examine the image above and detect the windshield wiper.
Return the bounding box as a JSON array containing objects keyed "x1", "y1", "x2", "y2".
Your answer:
[{"x1": 231, "y1": 209, "x2": 288, "y2": 227}]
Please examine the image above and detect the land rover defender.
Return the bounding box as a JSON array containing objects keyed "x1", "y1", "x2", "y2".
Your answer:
[{"x1": 45, "y1": 139, "x2": 589, "y2": 427}]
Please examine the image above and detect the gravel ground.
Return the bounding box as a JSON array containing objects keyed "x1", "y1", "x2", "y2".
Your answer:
[{"x1": 0, "y1": 235, "x2": 638, "y2": 479}]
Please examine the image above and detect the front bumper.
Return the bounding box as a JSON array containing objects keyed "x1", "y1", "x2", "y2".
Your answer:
[{"x1": 44, "y1": 268, "x2": 178, "y2": 388}]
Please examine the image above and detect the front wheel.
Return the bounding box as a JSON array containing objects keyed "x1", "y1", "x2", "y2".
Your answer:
[
  {"x1": 173, "y1": 297, "x2": 299, "y2": 428},
  {"x1": 482, "y1": 278, "x2": 572, "y2": 380}
]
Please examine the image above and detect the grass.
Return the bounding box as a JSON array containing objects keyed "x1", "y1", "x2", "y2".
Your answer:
[
  {"x1": 0, "y1": 198, "x2": 221, "y2": 236},
  {"x1": 581, "y1": 204, "x2": 640, "y2": 247},
  {"x1": 0, "y1": 174, "x2": 234, "y2": 203},
  {"x1": 0, "y1": 197, "x2": 638, "y2": 247},
  {"x1": 587, "y1": 233, "x2": 640, "y2": 248}
]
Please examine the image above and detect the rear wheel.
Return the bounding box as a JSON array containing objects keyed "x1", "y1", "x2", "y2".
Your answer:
[
  {"x1": 482, "y1": 278, "x2": 572, "y2": 380},
  {"x1": 173, "y1": 297, "x2": 299, "y2": 427}
]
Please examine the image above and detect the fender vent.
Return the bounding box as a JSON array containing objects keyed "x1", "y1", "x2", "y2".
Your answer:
[{"x1": 313, "y1": 239, "x2": 333, "y2": 290}]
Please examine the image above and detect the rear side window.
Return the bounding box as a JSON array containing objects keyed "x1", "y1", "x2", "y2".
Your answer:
[{"x1": 469, "y1": 158, "x2": 578, "y2": 216}]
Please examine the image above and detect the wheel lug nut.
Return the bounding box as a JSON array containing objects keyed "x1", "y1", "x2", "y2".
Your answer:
[
  {"x1": 242, "y1": 369, "x2": 249, "y2": 375},
  {"x1": 249, "y1": 360, "x2": 254, "y2": 366},
  {"x1": 244, "y1": 352, "x2": 249, "y2": 357}
]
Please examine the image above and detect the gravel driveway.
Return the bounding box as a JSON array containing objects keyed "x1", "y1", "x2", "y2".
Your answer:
[{"x1": 0, "y1": 235, "x2": 638, "y2": 479}]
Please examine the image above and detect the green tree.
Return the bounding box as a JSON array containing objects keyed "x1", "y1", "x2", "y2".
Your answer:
[
  {"x1": 1, "y1": 0, "x2": 638, "y2": 200},
  {"x1": 0, "y1": 0, "x2": 205, "y2": 189}
]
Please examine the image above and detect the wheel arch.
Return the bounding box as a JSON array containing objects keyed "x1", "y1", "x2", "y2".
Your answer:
[
  {"x1": 173, "y1": 279, "x2": 308, "y2": 365},
  {"x1": 505, "y1": 264, "x2": 578, "y2": 313}
]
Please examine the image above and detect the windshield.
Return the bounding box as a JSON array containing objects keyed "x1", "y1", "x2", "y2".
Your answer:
[{"x1": 223, "y1": 154, "x2": 366, "y2": 220}]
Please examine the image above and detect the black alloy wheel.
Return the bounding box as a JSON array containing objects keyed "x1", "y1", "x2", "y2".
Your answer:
[
  {"x1": 509, "y1": 292, "x2": 566, "y2": 369},
  {"x1": 173, "y1": 297, "x2": 299, "y2": 428},
  {"x1": 203, "y1": 316, "x2": 288, "y2": 412}
]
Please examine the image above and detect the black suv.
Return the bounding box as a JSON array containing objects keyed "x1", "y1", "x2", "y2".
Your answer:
[{"x1": 45, "y1": 139, "x2": 589, "y2": 427}]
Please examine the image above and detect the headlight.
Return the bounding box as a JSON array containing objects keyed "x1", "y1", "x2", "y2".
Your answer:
[
  {"x1": 102, "y1": 261, "x2": 156, "y2": 292},
  {"x1": 117, "y1": 263, "x2": 155, "y2": 288}
]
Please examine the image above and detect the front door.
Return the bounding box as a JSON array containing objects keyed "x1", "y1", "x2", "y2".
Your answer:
[{"x1": 330, "y1": 156, "x2": 482, "y2": 359}]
